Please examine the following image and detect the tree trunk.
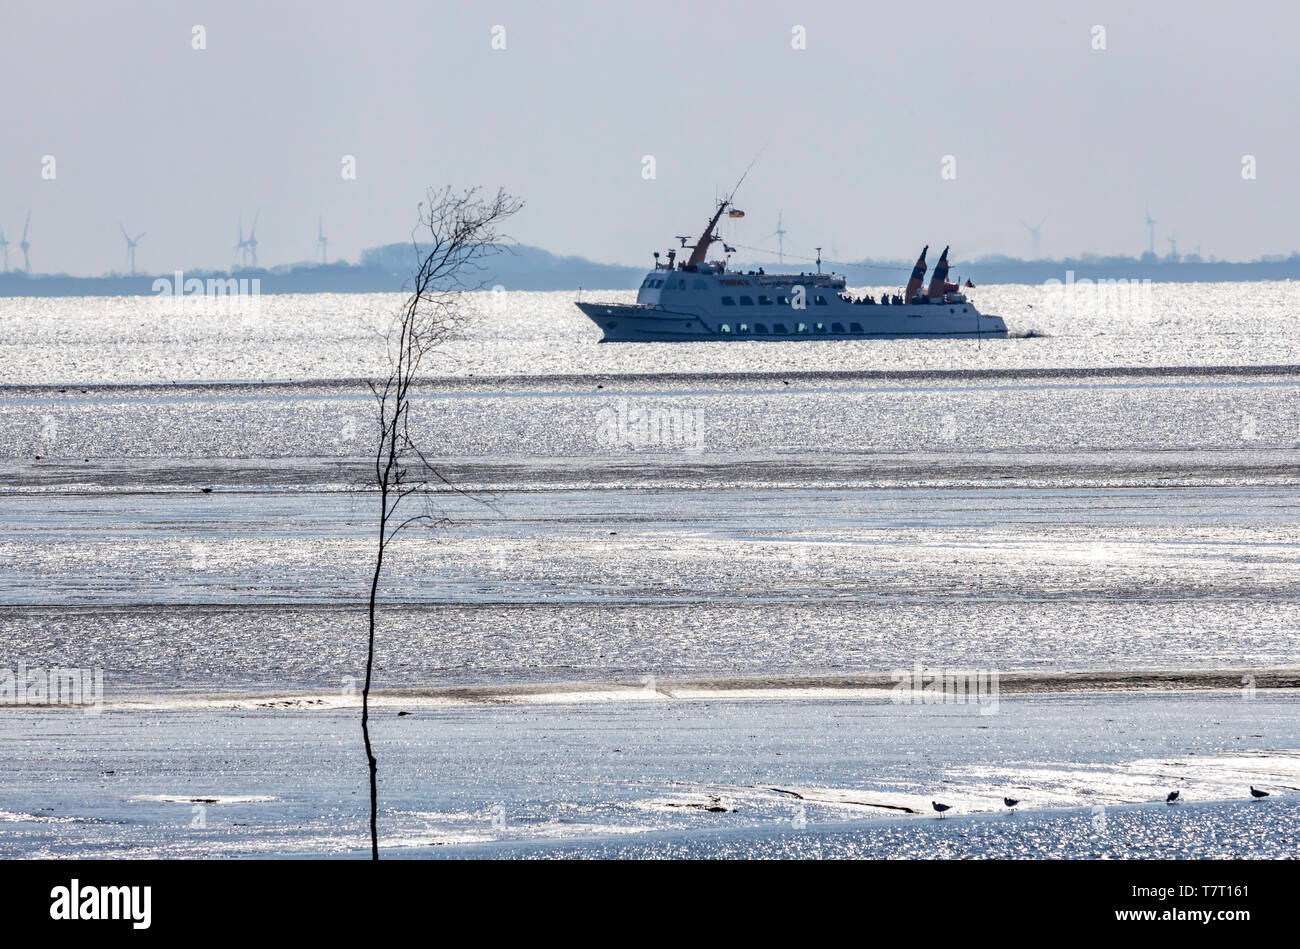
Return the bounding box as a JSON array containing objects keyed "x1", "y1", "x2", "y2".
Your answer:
[{"x1": 362, "y1": 489, "x2": 387, "y2": 860}]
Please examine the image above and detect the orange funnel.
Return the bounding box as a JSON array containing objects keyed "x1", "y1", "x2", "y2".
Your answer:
[
  {"x1": 926, "y1": 246, "x2": 950, "y2": 298},
  {"x1": 904, "y1": 246, "x2": 928, "y2": 302}
]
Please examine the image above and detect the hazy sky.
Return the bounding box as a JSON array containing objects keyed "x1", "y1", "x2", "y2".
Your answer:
[{"x1": 3, "y1": 0, "x2": 1297, "y2": 275}]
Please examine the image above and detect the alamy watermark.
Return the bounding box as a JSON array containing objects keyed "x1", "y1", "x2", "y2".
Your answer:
[
  {"x1": 152, "y1": 271, "x2": 262, "y2": 318},
  {"x1": 1, "y1": 662, "x2": 103, "y2": 714},
  {"x1": 1091, "y1": 804, "x2": 1108, "y2": 835},
  {"x1": 1042, "y1": 271, "x2": 1153, "y2": 323},
  {"x1": 890, "y1": 663, "x2": 999, "y2": 715},
  {"x1": 49, "y1": 879, "x2": 151, "y2": 929},
  {"x1": 594, "y1": 399, "x2": 704, "y2": 453}
]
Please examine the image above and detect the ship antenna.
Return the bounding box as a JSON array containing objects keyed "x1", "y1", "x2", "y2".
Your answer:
[
  {"x1": 727, "y1": 147, "x2": 764, "y2": 203},
  {"x1": 684, "y1": 150, "x2": 764, "y2": 269}
]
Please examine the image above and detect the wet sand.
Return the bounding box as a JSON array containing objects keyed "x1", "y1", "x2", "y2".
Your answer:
[{"x1": 3, "y1": 689, "x2": 1297, "y2": 858}]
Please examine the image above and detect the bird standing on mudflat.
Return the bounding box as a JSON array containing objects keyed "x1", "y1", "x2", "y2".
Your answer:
[
  {"x1": 1166, "y1": 791, "x2": 1180, "y2": 805},
  {"x1": 1004, "y1": 797, "x2": 1020, "y2": 812},
  {"x1": 932, "y1": 801, "x2": 951, "y2": 818},
  {"x1": 1250, "y1": 786, "x2": 1270, "y2": 799}
]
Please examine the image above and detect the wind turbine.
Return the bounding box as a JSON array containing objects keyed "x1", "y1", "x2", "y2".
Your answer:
[
  {"x1": 1019, "y1": 216, "x2": 1046, "y2": 259},
  {"x1": 1144, "y1": 204, "x2": 1156, "y2": 256},
  {"x1": 19, "y1": 211, "x2": 31, "y2": 272},
  {"x1": 246, "y1": 207, "x2": 260, "y2": 268},
  {"x1": 765, "y1": 210, "x2": 788, "y2": 265},
  {"x1": 234, "y1": 214, "x2": 248, "y2": 269},
  {"x1": 1166, "y1": 233, "x2": 1178, "y2": 261},
  {"x1": 234, "y1": 207, "x2": 260, "y2": 269},
  {"x1": 316, "y1": 215, "x2": 328, "y2": 265},
  {"x1": 0, "y1": 223, "x2": 8, "y2": 272},
  {"x1": 119, "y1": 222, "x2": 145, "y2": 275}
]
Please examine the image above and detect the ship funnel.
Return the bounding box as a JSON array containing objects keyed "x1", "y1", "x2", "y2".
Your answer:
[
  {"x1": 926, "y1": 245, "x2": 950, "y2": 299},
  {"x1": 904, "y1": 245, "x2": 929, "y2": 302}
]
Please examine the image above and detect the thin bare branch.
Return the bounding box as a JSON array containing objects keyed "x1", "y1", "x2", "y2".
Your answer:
[{"x1": 359, "y1": 185, "x2": 522, "y2": 859}]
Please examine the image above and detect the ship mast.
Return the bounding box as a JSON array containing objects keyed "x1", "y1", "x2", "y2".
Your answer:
[
  {"x1": 683, "y1": 153, "x2": 760, "y2": 268},
  {"x1": 685, "y1": 200, "x2": 730, "y2": 267}
]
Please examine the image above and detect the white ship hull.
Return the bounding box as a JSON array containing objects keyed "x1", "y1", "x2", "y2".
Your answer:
[{"x1": 577, "y1": 270, "x2": 1007, "y2": 342}]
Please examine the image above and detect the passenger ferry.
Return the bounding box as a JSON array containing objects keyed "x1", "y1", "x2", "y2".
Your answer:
[{"x1": 576, "y1": 199, "x2": 1008, "y2": 342}]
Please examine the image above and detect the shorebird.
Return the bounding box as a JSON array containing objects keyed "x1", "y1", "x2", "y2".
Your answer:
[
  {"x1": 932, "y1": 801, "x2": 951, "y2": 818},
  {"x1": 1004, "y1": 797, "x2": 1020, "y2": 813},
  {"x1": 1166, "y1": 791, "x2": 1180, "y2": 805},
  {"x1": 1250, "y1": 786, "x2": 1270, "y2": 799}
]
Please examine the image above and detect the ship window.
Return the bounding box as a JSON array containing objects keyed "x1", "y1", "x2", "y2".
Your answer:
[
  {"x1": 721, "y1": 296, "x2": 736, "y2": 306},
  {"x1": 738, "y1": 323, "x2": 749, "y2": 333},
  {"x1": 640, "y1": 277, "x2": 652, "y2": 288},
  {"x1": 815, "y1": 323, "x2": 827, "y2": 333},
  {"x1": 693, "y1": 280, "x2": 709, "y2": 290},
  {"x1": 774, "y1": 323, "x2": 788, "y2": 334},
  {"x1": 720, "y1": 324, "x2": 731, "y2": 333},
  {"x1": 850, "y1": 322, "x2": 864, "y2": 333},
  {"x1": 758, "y1": 295, "x2": 773, "y2": 306},
  {"x1": 797, "y1": 323, "x2": 808, "y2": 333},
  {"x1": 814, "y1": 295, "x2": 828, "y2": 306},
  {"x1": 755, "y1": 323, "x2": 768, "y2": 334},
  {"x1": 831, "y1": 323, "x2": 845, "y2": 333},
  {"x1": 949, "y1": 308, "x2": 955, "y2": 313},
  {"x1": 777, "y1": 296, "x2": 791, "y2": 306},
  {"x1": 739, "y1": 296, "x2": 754, "y2": 306}
]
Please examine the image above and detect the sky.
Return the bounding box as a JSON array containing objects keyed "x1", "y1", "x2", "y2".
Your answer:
[{"x1": 2, "y1": 0, "x2": 1297, "y2": 276}]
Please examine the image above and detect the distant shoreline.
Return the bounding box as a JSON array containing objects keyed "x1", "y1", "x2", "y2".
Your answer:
[{"x1": 3, "y1": 250, "x2": 1299, "y2": 297}]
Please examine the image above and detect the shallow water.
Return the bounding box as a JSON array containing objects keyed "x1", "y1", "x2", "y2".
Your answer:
[
  {"x1": 2, "y1": 289, "x2": 1300, "y2": 694},
  {"x1": 2, "y1": 479, "x2": 1300, "y2": 694},
  {"x1": 1, "y1": 281, "x2": 1299, "y2": 385},
  {"x1": 3, "y1": 286, "x2": 1299, "y2": 857},
  {"x1": 2, "y1": 691, "x2": 1295, "y2": 858}
]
